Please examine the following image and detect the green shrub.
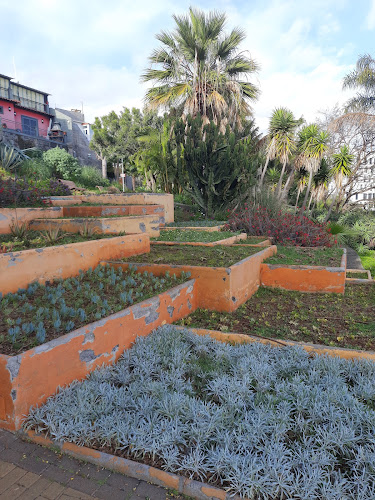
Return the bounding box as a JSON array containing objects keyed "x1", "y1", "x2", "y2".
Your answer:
[
  {"x1": 18, "y1": 159, "x2": 53, "y2": 180},
  {"x1": 42, "y1": 148, "x2": 80, "y2": 180},
  {"x1": 75, "y1": 166, "x2": 109, "y2": 188}
]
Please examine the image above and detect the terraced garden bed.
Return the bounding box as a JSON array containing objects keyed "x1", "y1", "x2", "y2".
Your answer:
[
  {"x1": 233, "y1": 236, "x2": 270, "y2": 245},
  {"x1": 122, "y1": 244, "x2": 261, "y2": 267},
  {"x1": 152, "y1": 229, "x2": 239, "y2": 243},
  {"x1": 0, "y1": 231, "x2": 121, "y2": 253},
  {"x1": 165, "y1": 220, "x2": 225, "y2": 227},
  {"x1": 265, "y1": 246, "x2": 343, "y2": 267},
  {"x1": 0, "y1": 264, "x2": 189, "y2": 356},
  {"x1": 23, "y1": 325, "x2": 375, "y2": 499},
  {"x1": 177, "y1": 284, "x2": 375, "y2": 351}
]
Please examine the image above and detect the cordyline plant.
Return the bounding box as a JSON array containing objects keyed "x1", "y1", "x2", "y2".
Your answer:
[
  {"x1": 24, "y1": 325, "x2": 375, "y2": 499},
  {"x1": 224, "y1": 205, "x2": 336, "y2": 246}
]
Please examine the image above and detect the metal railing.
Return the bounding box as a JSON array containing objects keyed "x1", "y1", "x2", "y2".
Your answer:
[{"x1": 0, "y1": 116, "x2": 49, "y2": 137}]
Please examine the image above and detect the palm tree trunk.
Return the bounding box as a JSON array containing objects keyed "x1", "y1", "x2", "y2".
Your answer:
[
  {"x1": 300, "y1": 170, "x2": 313, "y2": 217},
  {"x1": 294, "y1": 189, "x2": 301, "y2": 213},
  {"x1": 307, "y1": 191, "x2": 314, "y2": 211},
  {"x1": 276, "y1": 161, "x2": 287, "y2": 197},
  {"x1": 258, "y1": 157, "x2": 270, "y2": 191},
  {"x1": 101, "y1": 157, "x2": 107, "y2": 179},
  {"x1": 281, "y1": 170, "x2": 295, "y2": 199}
]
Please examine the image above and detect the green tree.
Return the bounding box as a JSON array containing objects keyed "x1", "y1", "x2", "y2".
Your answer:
[
  {"x1": 42, "y1": 147, "x2": 80, "y2": 180},
  {"x1": 324, "y1": 145, "x2": 354, "y2": 222},
  {"x1": 343, "y1": 54, "x2": 375, "y2": 111},
  {"x1": 296, "y1": 124, "x2": 329, "y2": 216},
  {"x1": 174, "y1": 114, "x2": 258, "y2": 217},
  {"x1": 142, "y1": 7, "x2": 260, "y2": 130},
  {"x1": 258, "y1": 108, "x2": 300, "y2": 195}
]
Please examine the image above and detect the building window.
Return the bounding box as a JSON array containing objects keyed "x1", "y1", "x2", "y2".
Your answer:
[
  {"x1": 363, "y1": 193, "x2": 367, "y2": 200},
  {"x1": 0, "y1": 106, "x2": 3, "y2": 114},
  {"x1": 21, "y1": 115, "x2": 38, "y2": 137},
  {"x1": 356, "y1": 194, "x2": 358, "y2": 200}
]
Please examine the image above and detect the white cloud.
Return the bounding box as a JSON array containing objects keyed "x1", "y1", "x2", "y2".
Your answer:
[{"x1": 366, "y1": 0, "x2": 375, "y2": 29}]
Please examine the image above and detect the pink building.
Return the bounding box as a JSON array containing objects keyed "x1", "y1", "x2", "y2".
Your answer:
[{"x1": 0, "y1": 74, "x2": 52, "y2": 138}]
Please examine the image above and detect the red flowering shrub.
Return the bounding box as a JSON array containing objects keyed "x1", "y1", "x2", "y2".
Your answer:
[
  {"x1": 224, "y1": 206, "x2": 335, "y2": 247},
  {"x1": 0, "y1": 177, "x2": 71, "y2": 208}
]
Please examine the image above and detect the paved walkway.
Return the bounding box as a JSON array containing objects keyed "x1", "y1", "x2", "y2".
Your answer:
[
  {"x1": 0, "y1": 429, "x2": 188, "y2": 500},
  {"x1": 345, "y1": 246, "x2": 364, "y2": 270}
]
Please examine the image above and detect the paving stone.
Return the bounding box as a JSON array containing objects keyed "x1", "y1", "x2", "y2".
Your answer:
[
  {"x1": 42, "y1": 481, "x2": 66, "y2": 499},
  {"x1": 0, "y1": 430, "x2": 17, "y2": 447},
  {"x1": 17, "y1": 477, "x2": 53, "y2": 500},
  {"x1": 63, "y1": 488, "x2": 98, "y2": 499},
  {"x1": 75, "y1": 463, "x2": 111, "y2": 482},
  {"x1": 105, "y1": 472, "x2": 139, "y2": 490},
  {"x1": 16, "y1": 453, "x2": 51, "y2": 475},
  {"x1": 0, "y1": 466, "x2": 27, "y2": 492},
  {"x1": 95, "y1": 483, "x2": 134, "y2": 500},
  {"x1": 0, "y1": 459, "x2": 16, "y2": 478},
  {"x1": 42, "y1": 464, "x2": 73, "y2": 485},
  {"x1": 18, "y1": 471, "x2": 41, "y2": 488},
  {"x1": 0, "y1": 483, "x2": 27, "y2": 499},
  {"x1": 54, "y1": 455, "x2": 80, "y2": 474},
  {"x1": 133, "y1": 481, "x2": 169, "y2": 500},
  {"x1": 0, "y1": 446, "x2": 26, "y2": 465},
  {"x1": 68, "y1": 475, "x2": 99, "y2": 496}
]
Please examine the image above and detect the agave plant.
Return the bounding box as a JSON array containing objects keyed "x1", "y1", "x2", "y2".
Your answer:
[
  {"x1": 78, "y1": 221, "x2": 99, "y2": 238},
  {"x1": 0, "y1": 142, "x2": 30, "y2": 171},
  {"x1": 9, "y1": 221, "x2": 29, "y2": 239},
  {"x1": 40, "y1": 226, "x2": 66, "y2": 245}
]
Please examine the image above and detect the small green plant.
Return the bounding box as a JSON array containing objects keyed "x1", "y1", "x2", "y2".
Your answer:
[
  {"x1": 40, "y1": 227, "x2": 66, "y2": 245},
  {"x1": 78, "y1": 221, "x2": 99, "y2": 237},
  {"x1": 10, "y1": 221, "x2": 29, "y2": 239}
]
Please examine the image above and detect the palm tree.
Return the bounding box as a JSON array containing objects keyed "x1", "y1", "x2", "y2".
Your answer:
[
  {"x1": 142, "y1": 7, "x2": 260, "y2": 130},
  {"x1": 297, "y1": 124, "x2": 329, "y2": 216},
  {"x1": 294, "y1": 167, "x2": 308, "y2": 213},
  {"x1": 258, "y1": 108, "x2": 299, "y2": 195},
  {"x1": 324, "y1": 145, "x2": 354, "y2": 222},
  {"x1": 343, "y1": 54, "x2": 375, "y2": 111},
  {"x1": 308, "y1": 158, "x2": 331, "y2": 211}
]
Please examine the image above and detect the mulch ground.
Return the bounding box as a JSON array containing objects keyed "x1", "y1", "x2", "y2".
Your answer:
[{"x1": 178, "y1": 284, "x2": 375, "y2": 351}]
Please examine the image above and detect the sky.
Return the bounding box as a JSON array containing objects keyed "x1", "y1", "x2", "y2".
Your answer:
[{"x1": 0, "y1": 0, "x2": 373, "y2": 132}]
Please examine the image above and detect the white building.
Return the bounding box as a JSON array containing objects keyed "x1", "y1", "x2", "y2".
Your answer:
[{"x1": 349, "y1": 156, "x2": 375, "y2": 209}]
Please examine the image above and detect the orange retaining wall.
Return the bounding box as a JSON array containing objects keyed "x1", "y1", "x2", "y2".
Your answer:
[
  {"x1": 260, "y1": 249, "x2": 347, "y2": 293},
  {"x1": 106, "y1": 245, "x2": 277, "y2": 312},
  {"x1": 0, "y1": 234, "x2": 150, "y2": 295},
  {"x1": 0, "y1": 279, "x2": 197, "y2": 430},
  {"x1": 175, "y1": 326, "x2": 375, "y2": 362},
  {"x1": 62, "y1": 204, "x2": 165, "y2": 221},
  {"x1": 161, "y1": 225, "x2": 224, "y2": 232},
  {"x1": 29, "y1": 214, "x2": 161, "y2": 237},
  {"x1": 152, "y1": 233, "x2": 247, "y2": 247},
  {"x1": 0, "y1": 207, "x2": 63, "y2": 234},
  {"x1": 50, "y1": 193, "x2": 174, "y2": 223}
]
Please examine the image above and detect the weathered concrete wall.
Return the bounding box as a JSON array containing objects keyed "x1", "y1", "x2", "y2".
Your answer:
[
  {"x1": 50, "y1": 193, "x2": 174, "y2": 223},
  {"x1": 0, "y1": 128, "x2": 67, "y2": 153},
  {"x1": 0, "y1": 207, "x2": 63, "y2": 234},
  {"x1": 0, "y1": 234, "x2": 150, "y2": 295},
  {"x1": 62, "y1": 204, "x2": 165, "y2": 220},
  {"x1": 29, "y1": 214, "x2": 161, "y2": 237},
  {"x1": 152, "y1": 233, "x2": 247, "y2": 247},
  {"x1": 0, "y1": 279, "x2": 197, "y2": 430},
  {"x1": 260, "y1": 250, "x2": 347, "y2": 294},
  {"x1": 108, "y1": 245, "x2": 277, "y2": 312}
]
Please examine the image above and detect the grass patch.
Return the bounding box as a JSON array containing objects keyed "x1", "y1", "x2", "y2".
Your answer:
[
  {"x1": 346, "y1": 271, "x2": 370, "y2": 279},
  {"x1": 165, "y1": 220, "x2": 225, "y2": 227},
  {"x1": 122, "y1": 244, "x2": 261, "y2": 267},
  {"x1": 0, "y1": 231, "x2": 124, "y2": 253},
  {"x1": 152, "y1": 229, "x2": 239, "y2": 243},
  {"x1": 177, "y1": 284, "x2": 375, "y2": 351},
  {"x1": 24, "y1": 325, "x2": 375, "y2": 498},
  {"x1": 0, "y1": 265, "x2": 189, "y2": 355},
  {"x1": 265, "y1": 246, "x2": 343, "y2": 267},
  {"x1": 359, "y1": 249, "x2": 375, "y2": 276},
  {"x1": 233, "y1": 236, "x2": 269, "y2": 244}
]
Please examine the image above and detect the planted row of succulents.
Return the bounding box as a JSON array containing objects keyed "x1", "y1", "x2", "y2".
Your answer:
[
  {"x1": 25, "y1": 326, "x2": 375, "y2": 499},
  {"x1": 0, "y1": 266, "x2": 190, "y2": 354}
]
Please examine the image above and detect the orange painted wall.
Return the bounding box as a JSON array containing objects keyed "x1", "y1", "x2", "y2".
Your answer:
[
  {"x1": 62, "y1": 205, "x2": 165, "y2": 220},
  {"x1": 108, "y1": 245, "x2": 276, "y2": 312},
  {"x1": 0, "y1": 207, "x2": 63, "y2": 234},
  {"x1": 0, "y1": 279, "x2": 197, "y2": 430},
  {"x1": 0, "y1": 234, "x2": 150, "y2": 295},
  {"x1": 29, "y1": 215, "x2": 161, "y2": 237},
  {"x1": 50, "y1": 193, "x2": 174, "y2": 223},
  {"x1": 260, "y1": 263, "x2": 346, "y2": 293}
]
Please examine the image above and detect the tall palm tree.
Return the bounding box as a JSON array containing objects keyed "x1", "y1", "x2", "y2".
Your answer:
[
  {"x1": 343, "y1": 54, "x2": 375, "y2": 111},
  {"x1": 258, "y1": 108, "x2": 299, "y2": 195},
  {"x1": 294, "y1": 167, "x2": 308, "y2": 213},
  {"x1": 141, "y1": 7, "x2": 260, "y2": 130},
  {"x1": 297, "y1": 124, "x2": 329, "y2": 216},
  {"x1": 308, "y1": 158, "x2": 331, "y2": 211},
  {"x1": 324, "y1": 145, "x2": 354, "y2": 222}
]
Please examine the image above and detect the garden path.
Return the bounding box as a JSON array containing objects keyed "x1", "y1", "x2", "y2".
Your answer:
[
  {"x1": 0, "y1": 429, "x2": 185, "y2": 500},
  {"x1": 345, "y1": 246, "x2": 364, "y2": 270}
]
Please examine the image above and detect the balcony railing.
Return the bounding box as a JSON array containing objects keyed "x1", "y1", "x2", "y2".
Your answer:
[{"x1": 0, "y1": 116, "x2": 49, "y2": 138}]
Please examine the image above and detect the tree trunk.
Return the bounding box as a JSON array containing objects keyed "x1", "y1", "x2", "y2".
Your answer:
[
  {"x1": 276, "y1": 161, "x2": 287, "y2": 198},
  {"x1": 101, "y1": 157, "x2": 107, "y2": 179},
  {"x1": 300, "y1": 170, "x2": 313, "y2": 217},
  {"x1": 132, "y1": 176, "x2": 136, "y2": 191},
  {"x1": 281, "y1": 170, "x2": 295, "y2": 199},
  {"x1": 307, "y1": 191, "x2": 314, "y2": 211},
  {"x1": 258, "y1": 157, "x2": 270, "y2": 191},
  {"x1": 294, "y1": 189, "x2": 301, "y2": 213}
]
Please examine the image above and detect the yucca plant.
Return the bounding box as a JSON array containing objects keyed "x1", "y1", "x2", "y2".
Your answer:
[
  {"x1": 9, "y1": 221, "x2": 29, "y2": 239},
  {"x1": 40, "y1": 226, "x2": 66, "y2": 245},
  {"x1": 78, "y1": 221, "x2": 99, "y2": 238}
]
